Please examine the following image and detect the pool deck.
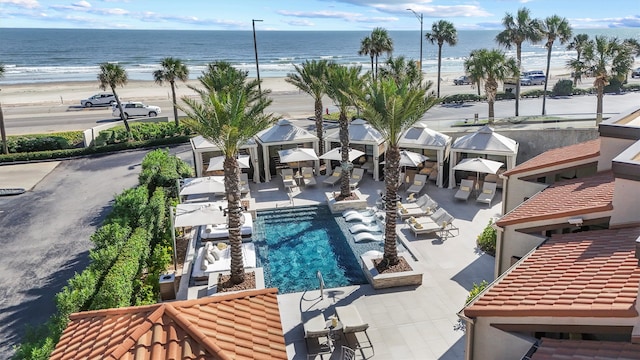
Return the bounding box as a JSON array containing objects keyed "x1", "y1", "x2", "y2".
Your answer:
[{"x1": 247, "y1": 175, "x2": 498, "y2": 359}]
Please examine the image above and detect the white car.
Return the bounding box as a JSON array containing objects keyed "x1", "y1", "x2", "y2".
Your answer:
[
  {"x1": 112, "y1": 102, "x2": 161, "y2": 118},
  {"x1": 81, "y1": 93, "x2": 115, "y2": 107}
]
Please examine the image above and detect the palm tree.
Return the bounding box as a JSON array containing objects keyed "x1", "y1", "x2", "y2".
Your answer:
[
  {"x1": 98, "y1": 62, "x2": 130, "y2": 132},
  {"x1": 285, "y1": 60, "x2": 329, "y2": 155},
  {"x1": 324, "y1": 64, "x2": 365, "y2": 199},
  {"x1": 425, "y1": 20, "x2": 458, "y2": 98},
  {"x1": 464, "y1": 49, "x2": 518, "y2": 122},
  {"x1": 567, "y1": 33, "x2": 590, "y2": 85},
  {"x1": 358, "y1": 77, "x2": 437, "y2": 267},
  {"x1": 371, "y1": 28, "x2": 394, "y2": 80},
  {"x1": 0, "y1": 63, "x2": 7, "y2": 154},
  {"x1": 378, "y1": 56, "x2": 424, "y2": 89},
  {"x1": 180, "y1": 65, "x2": 278, "y2": 284},
  {"x1": 575, "y1": 36, "x2": 634, "y2": 123},
  {"x1": 153, "y1": 57, "x2": 189, "y2": 125},
  {"x1": 496, "y1": 7, "x2": 542, "y2": 116},
  {"x1": 358, "y1": 35, "x2": 375, "y2": 78},
  {"x1": 540, "y1": 15, "x2": 572, "y2": 115}
]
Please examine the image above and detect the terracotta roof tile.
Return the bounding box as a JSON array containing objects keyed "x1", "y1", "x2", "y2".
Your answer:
[
  {"x1": 465, "y1": 227, "x2": 640, "y2": 318},
  {"x1": 50, "y1": 288, "x2": 287, "y2": 360},
  {"x1": 503, "y1": 138, "x2": 600, "y2": 176},
  {"x1": 531, "y1": 338, "x2": 640, "y2": 359},
  {"x1": 496, "y1": 171, "x2": 614, "y2": 227}
]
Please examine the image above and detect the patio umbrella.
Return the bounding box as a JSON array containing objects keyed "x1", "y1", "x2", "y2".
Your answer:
[
  {"x1": 319, "y1": 147, "x2": 365, "y2": 162},
  {"x1": 174, "y1": 202, "x2": 227, "y2": 227},
  {"x1": 452, "y1": 158, "x2": 504, "y2": 186},
  {"x1": 382, "y1": 150, "x2": 429, "y2": 167},
  {"x1": 179, "y1": 176, "x2": 225, "y2": 196},
  {"x1": 207, "y1": 155, "x2": 251, "y2": 172},
  {"x1": 278, "y1": 147, "x2": 319, "y2": 164}
]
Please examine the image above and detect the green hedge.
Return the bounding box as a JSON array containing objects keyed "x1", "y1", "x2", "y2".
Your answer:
[
  {"x1": 5, "y1": 131, "x2": 84, "y2": 153},
  {"x1": 476, "y1": 220, "x2": 497, "y2": 256}
]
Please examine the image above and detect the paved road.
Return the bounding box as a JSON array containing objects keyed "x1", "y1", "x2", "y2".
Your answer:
[{"x1": 0, "y1": 145, "x2": 192, "y2": 359}]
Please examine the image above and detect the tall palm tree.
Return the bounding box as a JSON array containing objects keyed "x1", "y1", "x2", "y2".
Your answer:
[
  {"x1": 464, "y1": 49, "x2": 518, "y2": 122},
  {"x1": 425, "y1": 20, "x2": 458, "y2": 98},
  {"x1": 324, "y1": 64, "x2": 365, "y2": 199},
  {"x1": 575, "y1": 36, "x2": 634, "y2": 123},
  {"x1": 540, "y1": 15, "x2": 572, "y2": 115},
  {"x1": 371, "y1": 28, "x2": 394, "y2": 80},
  {"x1": 0, "y1": 63, "x2": 7, "y2": 154},
  {"x1": 567, "y1": 33, "x2": 590, "y2": 85},
  {"x1": 378, "y1": 56, "x2": 424, "y2": 89},
  {"x1": 285, "y1": 60, "x2": 329, "y2": 155},
  {"x1": 358, "y1": 77, "x2": 437, "y2": 267},
  {"x1": 153, "y1": 57, "x2": 189, "y2": 125},
  {"x1": 358, "y1": 36, "x2": 375, "y2": 79},
  {"x1": 496, "y1": 7, "x2": 542, "y2": 116},
  {"x1": 180, "y1": 65, "x2": 278, "y2": 284},
  {"x1": 98, "y1": 62, "x2": 130, "y2": 132}
]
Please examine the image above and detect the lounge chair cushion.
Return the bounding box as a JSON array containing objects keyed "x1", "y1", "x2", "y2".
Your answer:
[
  {"x1": 304, "y1": 313, "x2": 329, "y2": 338},
  {"x1": 461, "y1": 186, "x2": 470, "y2": 191},
  {"x1": 414, "y1": 181, "x2": 422, "y2": 186},
  {"x1": 333, "y1": 171, "x2": 341, "y2": 177},
  {"x1": 336, "y1": 305, "x2": 369, "y2": 333},
  {"x1": 483, "y1": 189, "x2": 493, "y2": 194}
]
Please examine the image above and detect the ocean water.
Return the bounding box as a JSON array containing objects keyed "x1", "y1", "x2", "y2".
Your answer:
[{"x1": 0, "y1": 28, "x2": 637, "y2": 84}]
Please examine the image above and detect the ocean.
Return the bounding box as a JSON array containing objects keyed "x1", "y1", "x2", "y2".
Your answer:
[{"x1": 0, "y1": 28, "x2": 638, "y2": 85}]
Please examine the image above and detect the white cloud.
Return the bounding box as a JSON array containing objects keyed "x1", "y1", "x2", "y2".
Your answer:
[
  {"x1": 0, "y1": 0, "x2": 39, "y2": 9},
  {"x1": 283, "y1": 19, "x2": 315, "y2": 27},
  {"x1": 73, "y1": 1, "x2": 91, "y2": 8},
  {"x1": 277, "y1": 10, "x2": 363, "y2": 19}
]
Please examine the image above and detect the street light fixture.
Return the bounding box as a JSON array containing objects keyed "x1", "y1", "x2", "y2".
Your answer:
[
  {"x1": 406, "y1": 9, "x2": 423, "y2": 74},
  {"x1": 252, "y1": 19, "x2": 263, "y2": 93}
]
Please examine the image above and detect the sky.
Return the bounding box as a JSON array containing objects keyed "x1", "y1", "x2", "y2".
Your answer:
[{"x1": 1, "y1": 0, "x2": 639, "y2": 31}]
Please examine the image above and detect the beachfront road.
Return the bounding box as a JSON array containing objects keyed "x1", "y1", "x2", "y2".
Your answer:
[{"x1": 4, "y1": 91, "x2": 640, "y2": 135}]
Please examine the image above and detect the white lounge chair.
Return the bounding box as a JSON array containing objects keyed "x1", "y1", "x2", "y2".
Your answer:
[
  {"x1": 281, "y1": 168, "x2": 297, "y2": 189},
  {"x1": 323, "y1": 168, "x2": 342, "y2": 186},
  {"x1": 239, "y1": 173, "x2": 250, "y2": 194},
  {"x1": 476, "y1": 182, "x2": 497, "y2": 205},
  {"x1": 301, "y1": 167, "x2": 317, "y2": 186},
  {"x1": 454, "y1": 179, "x2": 474, "y2": 201},
  {"x1": 303, "y1": 313, "x2": 332, "y2": 360},
  {"x1": 406, "y1": 209, "x2": 457, "y2": 238},
  {"x1": 406, "y1": 174, "x2": 427, "y2": 195},
  {"x1": 349, "y1": 221, "x2": 382, "y2": 234},
  {"x1": 349, "y1": 168, "x2": 365, "y2": 189},
  {"x1": 397, "y1": 197, "x2": 438, "y2": 219},
  {"x1": 342, "y1": 207, "x2": 376, "y2": 219},
  {"x1": 353, "y1": 232, "x2": 384, "y2": 242},
  {"x1": 335, "y1": 305, "x2": 374, "y2": 354}
]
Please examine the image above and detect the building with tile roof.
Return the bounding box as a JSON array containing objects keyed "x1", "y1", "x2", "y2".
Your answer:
[
  {"x1": 50, "y1": 288, "x2": 287, "y2": 360},
  {"x1": 530, "y1": 338, "x2": 640, "y2": 360}
]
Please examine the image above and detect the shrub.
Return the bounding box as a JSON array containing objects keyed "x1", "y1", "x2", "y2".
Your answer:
[
  {"x1": 604, "y1": 78, "x2": 623, "y2": 94},
  {"x1": 552, "y1": 80, "x2": 574, "y2": 96},
  {"x1": 441, "y1": 93, "x2": 483, "y2": 104},
  {"x1": 476, "y1": 220, "x2": 497, "y2": 256},
  {"x1": 466, "y1": 280, "x2": 489, "y2": 304},
  {"x1": 623, "y1": 83, "x2": 640, "y2": 92},
  {"x1": 520, "y1": 89, "x2": 551, "y2": 98},
  {"x1": 139, "y1": 148, "x2": 193, "y2": 196},
  {"x1": 495, "y1": 92, "x2": 516, "y2": 101}
]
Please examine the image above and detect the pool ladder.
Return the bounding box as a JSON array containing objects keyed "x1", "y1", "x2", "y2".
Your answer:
[{"x1": 317, "y1": 270, "x2": 325, "y2": 300}]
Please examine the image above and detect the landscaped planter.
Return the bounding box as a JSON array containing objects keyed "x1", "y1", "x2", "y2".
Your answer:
[
  {"x1": 360, "y1": 252, "x2": 423, "y2": 289},
  {"x1": 325, "y1": 189, "x2": 368, "y2": 214}
]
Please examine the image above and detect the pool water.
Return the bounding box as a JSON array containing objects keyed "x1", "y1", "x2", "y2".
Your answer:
[{"x1": 252, "y1": 205, "x2": 368, "y2": 294}]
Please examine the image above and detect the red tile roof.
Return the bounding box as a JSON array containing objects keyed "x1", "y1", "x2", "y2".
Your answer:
[
  {"x1": 531, "y1": 338, "x2": 640, "y2": 359},
  {"x1": 50, "y1": 288, "x2": 287, "y2": 360},
  {"x1": 503, "y1": 138, "x2": 600, "y2": 176},
  {"x1": 465, "y1": 227, "x2": 640, "y2": 318},
  {"x1": 496, "y1": 171, "x2": 614, "y2": 227}
]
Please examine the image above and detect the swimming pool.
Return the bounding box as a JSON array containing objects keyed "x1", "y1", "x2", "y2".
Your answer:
[{"x1": 252, "y1": 205, "x2": 368, "y2": 294}]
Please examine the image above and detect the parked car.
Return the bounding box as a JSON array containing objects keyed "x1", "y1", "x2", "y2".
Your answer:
[
  {"x1": 522, "y1": 70, "x2": 545, "y2": 78},
  {"x1": 521, "y1": 74, "x2": 546, "y2": 86},
  {"x1": 632, "y1": 67, "x2": 640, "y2": 79},
  {"x1": 81, "y1": 93, "x2": 115, "y2": 107},
  {"x1": 112, "y1": 102, "x2": 161, "y2": 119},
  {"x1": 520, "y1": 77, "x2": 532, "y2": 86},
  {"x1": 453, "y1": 75, "x2": 472, "y2": 85}
]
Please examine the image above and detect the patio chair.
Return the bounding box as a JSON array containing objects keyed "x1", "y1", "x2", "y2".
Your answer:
[
  {"x1": 301, "y1": 167, "x2": 317, "y2": 186},
  {"x1": 303, "y1": 313, "x2": 332, "y2": 360},
  {"x1": 341, "y1": 346, "x2": 356, "y2": 360},
  {"x1": 239, "y1": 173, "x2": 250, "y2": 194},
  {"x1": 353, "y1": 232, "x2": 383, "y2": 243},
  {"x1": 335, "y1": 305, "x2": 374, "y2": 355},
  {"x1": 406, "y1": 209, "x2": 457, "y2": 238},
  {"x1": 398, "y1": 194, "x2": 430, "y2": 210},
  {"x1": 476, "y1": 182, "x2": 497, "y2": 206},
  {"x1": 349, "y1": 168, "x2": 365, "y2": 190},
  {"x1": 323, "y1": 168, "x2": 342, "y2": 186},
  {"x1": 406, "y1": 174, "x2": 427, "y2": 195},
  {"x1": 397, "y1": 197, "x2": 438, "y2": 219},
  {"x1": 454, "y1": 179, "x2": 474, "y2": 201},
  {"x1": 281, "y1": 168, "x2": 297, "y2": 189}
]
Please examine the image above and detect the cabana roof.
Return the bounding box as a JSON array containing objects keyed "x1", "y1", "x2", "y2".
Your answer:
[
  {"x1": 256, "y1": 119, "x2": 318, "y2": 145},
  {"x1": 399, "y1": 123, "x2": 451, "y2": 149},
  {"x1": 326, "y1": 119, "x2": 384, "y2": 144},
  {"x1": 190, "y1": 135, "x2": 257, "y2": 151},
  {"x1": 452, "y1": 125, "x2": 517, "y2": 155}
]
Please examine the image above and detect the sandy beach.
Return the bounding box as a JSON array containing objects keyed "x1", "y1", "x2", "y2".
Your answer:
[{"x1": 0, "y1": 68, "x2": 582, "y2": 108}]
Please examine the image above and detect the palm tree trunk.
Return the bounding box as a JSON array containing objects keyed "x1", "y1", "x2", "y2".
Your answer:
[
  {"x1": 0, "y1": 102, "x2": 8, "y2": 154},
  {"x1": 436, "y1": 44, "x2": 443, "y2": 98},
  {"x1": 489, "y1": 100, "x2": 495, "y2": 122},
  {"x1": 370, "y1": 55, "x2": 375, "y2": 79},
  {"x1": 515, "y1": 44, "x2": 522, "y2": 117},
  {"x1": 596, "y1": 84, "x2": 604, "y2": 124},
  {"x1": 374, "y1": 55, "x2": 379, "y2": 81},
  {"x1": 383, "y1": 145, "x2": 400, "y2": 266},
  {"x1": 339, "y1": 111, "x2": 351, "y2": 198},
  {"x1": 542, "y1": 45, "x2": 552, "y2": 115},
  {"x1": 112, "y1": 88, "x2": 131, "y2": 133},
  {"x1": 314, "y1": 98, "x2": 324, "y2": 156},
  {"x1": 224, "y1": 156, "x2": 245, "y2": 284},
  {"x1": 170, "y1": 80, "x2": 179, "y2": 125}
]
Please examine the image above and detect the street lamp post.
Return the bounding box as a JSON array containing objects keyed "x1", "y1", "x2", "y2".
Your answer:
[
  {"x1": 252, "y1": 19, "x2": 263, "y2": 93},
  {"x1": 406, "y1": 9, "x2": 423, "y2": 74}
]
